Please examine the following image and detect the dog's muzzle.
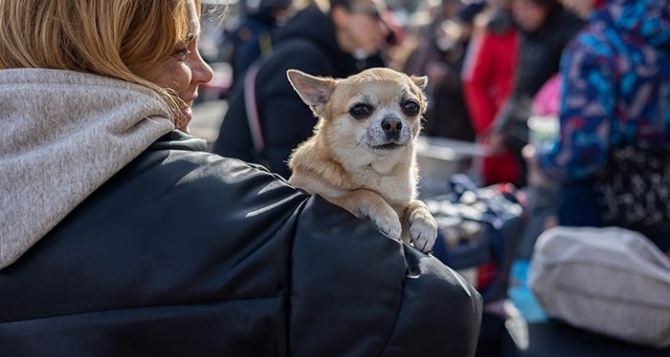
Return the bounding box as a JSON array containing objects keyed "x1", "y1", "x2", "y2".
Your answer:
[
  {"x1": 381, "y1": 117, "x2": 402, "y2": 141},
  {"x1": 367, "y1": 115, "x2": 411, "y2": 151}
]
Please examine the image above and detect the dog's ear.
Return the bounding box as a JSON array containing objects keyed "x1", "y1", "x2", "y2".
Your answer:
[
  {"x1": 410, "y1": 75, "x2": 428, "y2": 90},
  {"x1": 287, "y1": 70, "x2": 336, "y2": 114}
]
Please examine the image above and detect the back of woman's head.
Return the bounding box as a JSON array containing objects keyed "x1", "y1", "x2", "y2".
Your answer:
[{"x1": 0, "y1": 0, "x2": 200, "y2": 107}]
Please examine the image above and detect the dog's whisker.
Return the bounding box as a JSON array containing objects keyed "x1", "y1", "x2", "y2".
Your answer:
[{"x1": 348, "y1": 137, "x2": 363, "y2": 157}]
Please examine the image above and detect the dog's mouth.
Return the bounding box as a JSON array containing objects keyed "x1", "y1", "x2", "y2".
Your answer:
[{"x1": 371, "y1": 142, "x2": 405, "y2": 150}]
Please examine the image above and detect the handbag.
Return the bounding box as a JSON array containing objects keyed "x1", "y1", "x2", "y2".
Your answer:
[{"x1": 594, "y1": 142, "x2": 670, "y2": 233}]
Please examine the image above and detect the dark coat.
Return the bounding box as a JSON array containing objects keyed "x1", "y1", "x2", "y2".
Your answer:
[
  {"x1": 229, "y1": 14, "x2": 277, "y2": 90},
  {"x1": 496, "y1": 7, "x2": 583, "y2": 151},
  {"x1": 212, "y1": 6, "x2": 379, "y2": 178},
  {"x1": 513, "y1": 7, "x2": 583, "y2": 100},
  {"x1": 0, "y1": 132, "x2": 482, "y2": 356},
  {"x1": 422, "y1": 40, "x2": 476, "y2": 142}
]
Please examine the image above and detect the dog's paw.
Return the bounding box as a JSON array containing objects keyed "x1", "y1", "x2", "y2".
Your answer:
[
  {"x1": 408, "y1": 207, "x2": 438, "y2": 253},
  {"x1": 370, "y1": 207, "x2": 402, "y2": 240}
]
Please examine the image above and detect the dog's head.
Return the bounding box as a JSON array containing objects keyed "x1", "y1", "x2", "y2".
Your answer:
[{"x1": 287, "y1": 68, "x2": 428, "y2": 166}]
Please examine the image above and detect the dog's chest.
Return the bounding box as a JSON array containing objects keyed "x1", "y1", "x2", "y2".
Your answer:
[
  {"x1": 353, "y1": 170, "x2": 414, "y2": 205},
  {"x1": 379, "y1": 177, "x2": 414, "y2": 205}
]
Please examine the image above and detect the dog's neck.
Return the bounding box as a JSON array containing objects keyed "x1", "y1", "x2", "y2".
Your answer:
[
  {"x1": 339, "y1": 142, "x2": 416, "y2": 195},
  {"x1": 366, "y1": 145, "x2": 414, "y2": 176}
]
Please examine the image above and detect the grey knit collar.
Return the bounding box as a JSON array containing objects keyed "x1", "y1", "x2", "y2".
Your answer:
[{"x1": 0, "y1": 69, "x2": 175, "y2": 270}]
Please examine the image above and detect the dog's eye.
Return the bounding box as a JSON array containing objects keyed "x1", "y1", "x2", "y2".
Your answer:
[
  {"x1": 402, "y1": 101, "x2": 420, "y2": 116},
  {"x1": 349, "y1": 104, "x2": 373, "y2": 119}
]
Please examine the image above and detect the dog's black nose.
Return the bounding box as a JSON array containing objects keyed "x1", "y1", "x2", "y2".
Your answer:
[{"x1": 381, "y1": 117, "x2": 402, "y2": 138}]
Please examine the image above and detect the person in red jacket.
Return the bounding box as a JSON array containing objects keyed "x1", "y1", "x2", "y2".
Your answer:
[{"x1": 462, "y1": 0, "x2": 521, "y2": 186}]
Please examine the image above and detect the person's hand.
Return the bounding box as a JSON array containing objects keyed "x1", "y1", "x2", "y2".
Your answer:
[{"x1": 522, "y1": 145, "x2": 552, "y2": 187}]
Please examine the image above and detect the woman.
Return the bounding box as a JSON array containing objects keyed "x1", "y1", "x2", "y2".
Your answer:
[
  {"x1": 417, "y1": 0, "x2": 482, "y2": 142},
  {"x1": 491, "y1": 0, "x2": 582, "y2": 184},
  {"x1": 0, "y1": 0, "x2": 481, "y2": 355}
]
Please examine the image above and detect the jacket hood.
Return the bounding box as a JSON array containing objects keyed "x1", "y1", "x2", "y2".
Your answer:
[
  {"x1": 0, "y1": 69, "x2": 174, "y2": 270},
  {"x1": 274, "y1": 6, "x2": 341, "y2": 58},
  {"x1": 597, "y1": 0, "x2": 670, "y2": 48}
]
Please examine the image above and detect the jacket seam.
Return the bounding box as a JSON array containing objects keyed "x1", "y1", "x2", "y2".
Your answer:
[
  {"x1": 0, "y1": 294, "x2": 285, "y2": 324},
  {"x1": 377, "y1": 248, "x2": 408, "y2": 356},
  {"x1": 285, "y1": 197, "x2": 311, "y2": 357}
]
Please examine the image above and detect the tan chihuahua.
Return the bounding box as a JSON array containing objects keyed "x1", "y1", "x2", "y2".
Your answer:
[{"x1": 286, "y1": 67, "x2": 438, "y2": 252}]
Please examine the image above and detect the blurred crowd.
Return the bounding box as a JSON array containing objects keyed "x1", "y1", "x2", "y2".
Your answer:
[
  {"x1": 207, "y1": 0, "x2": 670, "y2": 248},
  {"x1": 205, "y1": 0, "x2": 670, "y2": 354},
  {"x1": 206, "y1": 0, "x2": 585, "y2": 187}
]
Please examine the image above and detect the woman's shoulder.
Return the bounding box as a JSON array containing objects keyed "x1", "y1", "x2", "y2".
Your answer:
[
  {"x1": 150, "y1": 131, "x2": 298, "y2": 180},
  {"x1": 121, "y1": 131, "x2": 307, "y2": 217}
]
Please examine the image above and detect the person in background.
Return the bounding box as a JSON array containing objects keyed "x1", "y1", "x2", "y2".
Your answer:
[
  {"x1": 518, "y1": 0, "x2": 607, "y2": 244},
  {"x1": 536, "y1": 0, "x2": 670, "y2": 252},
  {"x1": 419, "y1": 0, "x2": 486, "y2": 142},
  {"x1": 213, "y1": 0, "x2": 389, "y2": 178},
  {"x1": 462, "y1": 0, "x2": 521, "y2": 186},
  {"x1": 0, "y1": 0, "x2": 482, "y2": 354},
  {"x1": 403, "y1": 1, "x2": 455, "y2": 91},
  {"x1": 491, "y1": 0, "x2": 583, "y2": 185},
  {"x1": 228, "y1": 0, "x2": 294, "y2": 90}
]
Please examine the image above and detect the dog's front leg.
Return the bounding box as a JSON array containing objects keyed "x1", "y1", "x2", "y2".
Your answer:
[
  {"x1": 401, "y1": 200, "x2": 438, "y2": 253},
  {"x1": 327, "y1": 190, "x2": 402, "y2": 240}
]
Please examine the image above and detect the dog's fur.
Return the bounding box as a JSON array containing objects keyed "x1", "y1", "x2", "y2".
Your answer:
[{"x1": 286, "y1": 67, "x2": 438, "y2": 252}]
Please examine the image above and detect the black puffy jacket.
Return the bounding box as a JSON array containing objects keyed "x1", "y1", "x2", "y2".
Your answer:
[{"x1": 0, "y1": 132, "x2": 482, "y2": 356}]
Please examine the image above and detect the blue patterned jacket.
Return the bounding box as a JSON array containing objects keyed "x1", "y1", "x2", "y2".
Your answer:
[{"x1": 540, "y1": 0, "x2": 670, "y2": 180}]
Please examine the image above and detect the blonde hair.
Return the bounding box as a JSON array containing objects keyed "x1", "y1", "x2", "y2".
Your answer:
[{"x1": 0, "y1": 0, "x2": 201, "y2": 123}]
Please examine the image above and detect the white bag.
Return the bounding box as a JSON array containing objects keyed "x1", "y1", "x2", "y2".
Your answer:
[{"x1": 529, "y1": 226, "x2": 670, "y2": 348}]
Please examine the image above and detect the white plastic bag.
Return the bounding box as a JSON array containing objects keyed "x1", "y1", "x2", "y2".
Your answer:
[{"x1": 529, "y1": 226, "x2": 670, "y2": 348}]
